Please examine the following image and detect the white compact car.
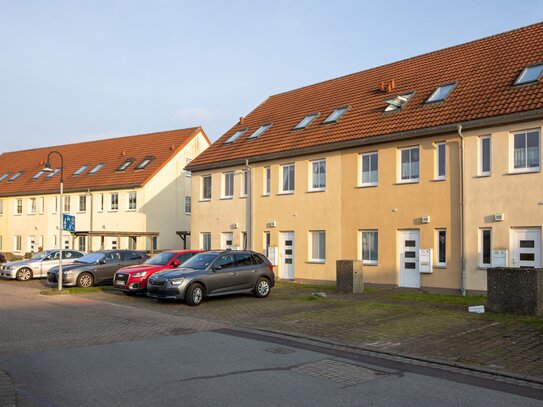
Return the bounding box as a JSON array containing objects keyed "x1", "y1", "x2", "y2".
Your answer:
[{"x1": 0, "y1": 250, "x2": 86, "y2": 281}]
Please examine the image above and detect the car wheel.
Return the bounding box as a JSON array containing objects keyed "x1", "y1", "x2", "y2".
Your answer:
[
  {"x1": 77, "y1": 273, "x2": 94, "y2": 288},
  {"x1": 16, "y1": 267, "x2": 33, "y2": 281},
  {"x1": 254, "y1": 277, "x2": 271, "y2": 298},
  {"x1": 186, "y1": 283, "x2": 204, "y2": 306}
]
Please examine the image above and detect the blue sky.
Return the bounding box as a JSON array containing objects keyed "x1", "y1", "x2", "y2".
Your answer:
[{"x1": 1, "y1": 1, "x2": 542, "y2": 152}]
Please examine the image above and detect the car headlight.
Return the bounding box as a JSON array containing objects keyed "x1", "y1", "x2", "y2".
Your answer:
[
  {"x1": 7, "y1": 266, "x2": 16, "y2": 270},
  {"x1": 132, "y1": 272, "x2": 147, "y2": 278},
  {"x1": 63, "y1": 270, "x2": 73, "y2": 275},
  {"x1": 169, "y1": 278, "x2": 184, "y2": 286}
]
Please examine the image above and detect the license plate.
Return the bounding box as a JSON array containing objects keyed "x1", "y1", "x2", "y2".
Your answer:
[{"x1": 115, "y1": 280, "x2": 125, "y2": 286}]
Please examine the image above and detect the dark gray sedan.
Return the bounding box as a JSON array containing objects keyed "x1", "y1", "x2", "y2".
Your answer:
[
  {"x1": 47, "y1": 250, "x2": 149, "y2": 287},
  {"x1": 147, "y1": 250, "x2": 275, "y2": 306}
]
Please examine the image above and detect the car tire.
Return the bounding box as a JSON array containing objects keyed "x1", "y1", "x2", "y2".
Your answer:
[
  {"x1": 16, "y1": 267, "x2": 33, "y2": 281},
  {"x1": 186, "y1": 283, "x2": 204, "y2": 306},
  {"x1": 77, "y1": 273, "x2": 94, "y2": 288},
  {"x1": 254, "y1": 277, "x2": 271, "y2": 298}
]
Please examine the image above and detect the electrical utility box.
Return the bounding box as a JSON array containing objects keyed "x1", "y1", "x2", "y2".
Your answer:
[
  {"x1": 491, "y1": 250, "x2": 508, "y2": 267},
  {"x1": 419, "y1": 249, "x2": 433, "y2": 273}
]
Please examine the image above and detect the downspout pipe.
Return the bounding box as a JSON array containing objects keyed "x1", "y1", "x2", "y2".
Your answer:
[
  {"x1": 245, "y1": 159, "x2": 253, "y2": 250},
  {"x1": 87, "y1": 189, "x2": 93, "y2": 252},
  {"x1": 457, "y1": 124, "x2": 466, "y2": 296}
]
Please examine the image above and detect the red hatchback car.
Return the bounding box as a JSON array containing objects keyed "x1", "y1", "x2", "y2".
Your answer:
[{"x1": 113, "y1": 250, "x2": 202, "y2": 295}]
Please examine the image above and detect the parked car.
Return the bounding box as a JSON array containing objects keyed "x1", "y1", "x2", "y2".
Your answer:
[
  {"x1": 113, "y1": 249, "x2": 202, "y2": 295},
  {"x1": 0, "y1": 250, "x2": 85, "y2": 281},
  {"x1": 47, "y1": 250, "x2": 150, "y2": 287},
  {"x1": 146, "y1": 250, "x2": 275, "y2": 306}
]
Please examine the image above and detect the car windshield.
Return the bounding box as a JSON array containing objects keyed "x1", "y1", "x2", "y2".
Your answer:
[
  {"x1": 31, "y1": 251, "x2": 51, "y2": 261},
  {"x1": 75, "y1": 252, "x2": 105, "y2": 264},
  {"x1": 180, "y1": 253, "x2": 218, "y2": 270},
  {"x1": 144, "y1": 252, "x2": 177, "y2": 266}
]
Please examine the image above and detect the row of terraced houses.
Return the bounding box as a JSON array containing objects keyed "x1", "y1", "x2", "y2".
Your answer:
[{"x1": 1, "y1": 23, "x2": 543, "y2": 294}]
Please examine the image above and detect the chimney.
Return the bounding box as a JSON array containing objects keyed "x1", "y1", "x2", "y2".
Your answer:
[
  {"x1": 239, "y1": 117, "x2": 244, "y2": 125},
  {"x1": 380, "y1": 82, "x2": 386, "y2": 92}
]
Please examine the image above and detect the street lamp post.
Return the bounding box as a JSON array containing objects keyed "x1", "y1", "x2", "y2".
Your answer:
[{"x1": 43, "y1": 151, "x2": 64, "y2": 290}]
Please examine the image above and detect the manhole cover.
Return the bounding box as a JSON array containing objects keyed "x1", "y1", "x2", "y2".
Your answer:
[
  {"x1": 266, "y1": 347, "x2": 296, "y2": 354},
  {"x1": 293, "y1": 359, "x2": 385, "y2": 385}
]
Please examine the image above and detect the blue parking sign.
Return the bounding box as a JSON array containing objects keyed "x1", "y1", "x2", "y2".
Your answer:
[{"x1": 63, "y1": 214, "x2": 76, "y2": 232}]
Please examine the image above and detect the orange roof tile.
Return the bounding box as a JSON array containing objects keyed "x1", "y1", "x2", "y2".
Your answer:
[
  {"x1": 0, "y1": 127, "x2": 206, "y2": 197},
  {"x1": 189, "y1": 22, "x2": 543, "y2": 170}
]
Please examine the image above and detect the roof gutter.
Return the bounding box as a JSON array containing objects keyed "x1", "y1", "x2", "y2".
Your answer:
[
  {"x1": 188, "y1": 109, "x2": 543, "y2": 172},
  {"x1": 0, "y1": 184, "x2": 143, "y2": 199}
]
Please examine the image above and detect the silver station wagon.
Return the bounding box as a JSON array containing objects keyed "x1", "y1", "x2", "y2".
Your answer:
[{"x1": 0, "y1": 250, "x2": 86, "y2": 281}]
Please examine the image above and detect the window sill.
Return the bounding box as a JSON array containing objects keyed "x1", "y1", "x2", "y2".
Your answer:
[
  {"x1": 395, "y1": 180, "x2": 419, "y2": 185},
  {"x1": 277, "y1": 191, "x2": 294, "y2": 195},
  {"x1": 477, "y1": 266, "x2": 491, "y2": 270},
  {"x1": 474, "y1": 174, "x2": 491, "y2": 178},
  {"x1": 108, "y1": 210, "x2": 118, "y2": 213},
  {"x1": 125, "y1": 209, "x2": 136, "y2": 212},
  {"x1": 261, "y1": 194, "x2": 270, "y2": 197},
  {"x1": 76, "y1": 211, "x2": 86, "y2": 214},
  {"x1": 356, "y1": 184, "x2": 377, "y2": 189},
  {"x1": 307, "y1": 189, "x2": 325, "y2": 193},
  {"x1": 430, "y1": 178, "x2": 446, "y2": 182},
  {"x1": 362, "y1": 262, "x2": 378, "y2": 266},
  {"x1": 220, "y1": 197, "x2": 233, "y2": 200},
  {"x1": 307, "y1": 260, "x2": 325, "y2": 264},
  {"x1": 27, "y1": 213, "x2": 36, "y2": 216},
  {"x1": 505, "y1": 169, "x2": 540, "y2": 176},
  {"x1": 185, "y1": 213, "x2": 191, "y2": 216},
  {"x1": 199, "y1": 198, "x2": 211, "y2": 203},
  {"x1": 239, "y1": 196, "x2": 247, "y2": 199},
  {"x1": 434, "y1": 264, "x2": 447, "y2": 269},
  {"x1": 14, "y1": 214, "x2": 22, "y2": 216}
]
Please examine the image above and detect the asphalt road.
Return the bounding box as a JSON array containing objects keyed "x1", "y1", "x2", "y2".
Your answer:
[{"x1": 0, "y1": 280, "x2": 542, "y2": 407}]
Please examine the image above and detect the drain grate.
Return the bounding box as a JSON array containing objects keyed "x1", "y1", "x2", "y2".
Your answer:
[
  {"x1": 293, "y1": 359, "x2": 385, "y2": 385},
  {"x1": 266, "y1": 347, "x2": 296, "y2": 354}
]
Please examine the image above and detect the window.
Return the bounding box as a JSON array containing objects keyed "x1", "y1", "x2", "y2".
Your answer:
[
  {"x1": 52, "y1": 196, "x2": 58, "y2": 214},
  {"x1": 185, "y1": 158, "x2": 192, "y2": 177},
  {"x1": 215, "y1": 254, "x2": 236, "y2": 269},
  {"x1": 202, "y1": 175, "x2": 212, "y2": 200},
  {"x1": 110, "y1": 193, "x2": 118, "y2": 211},
  {"x1": 310, "y1": 159, "x2": 326, "y2": 191},
  {"x1": 223, "y1": 172, "x2": 234, "y2": 198},
  {"x1": 63, "y1": 196, "x2": 71, "y2": 213},
  {"x1": 241, "y1": 231, "x2": 247, "y2": 250},
  {"x1": 14, "y1": 235, "x2": 22, "y2": 252},
  {"x1": 98, "y1": 193, "x2": 104, "y2": 212},
  {"x1": 46, "y1": 168, "x2": 60, "y2": 178},
  {"x1": 79, "y1": 236, "x2": 87, "y2": 252},
  {"x1": 263, "y1": 167, "x2": 270, "y2": 196},
  {"x1": 185, "y1": 196, "x2": 191, "y2": 214},
  {"x1": 9, "y1": 171, "x2": 23, "y2": 181},
  {"x1": 79, "y1": 195, "x2": 87, "y2": 212},
  {"x1": 236, "y1": 252, "x2": 255, "y2": 266},
  {"x1": 117, "y1": 159, "x2": 135, "y2": 172},
  {"x1": 38, "y1": 197, "x2": 44, "y2": 214},
  {"x1": 323, "y1": 107, "x2": 348, "y2": 123},
  {"x1": 221, "y1": 232, "x2": 233, "y2": 250},
  {"x1": 0, "y1": 199, "x2": 3, "y2": 215},
  {"x1": 33, "y1": 170, "x2": 45, "y2": 179},
  {"x1": 88, "y1": 163, "x2": 105, "y2": 175},
  {"x1": 201, "y1": 233, "x2": 211, "y2": 251},
  {"x1": 0, "y1": 173, "x2": 10, "y2": 182},
  {"x1": 281, "y1": 163, "x2": 295, "y2": 193},
  {"x1": 480, "y1": 229, "x2": 492, "y2": 267},
  {"x1": 136, "y1": 156, "x2": 154, "y2": 170},
  {"x1": 294, "y1": 113, "x2": 318, "y2": 130},
  {"x1": 361, "y1": 152, "x2": 378, "y2": 186},
  {"x1": 384, "y1": 93, "x2": 414, "y2": 112},
  {"x1": 242, "y1": 170, "x2": 250, "y2": 197},
  {"x1": 73, "y1": 165, "x2": 89, "y2": 176},
  {"x1": 248, "y1": 123, "x2": 272, "y2": 139},
  {"x1": 479, "y1": 136, "x2": 491, "y2": 176},
  {"x1": 224, "y1": 129, "x2": 247, "y2": 144},
  {"x1": 426, "y1": 83, "x2": 456, "y2": 103},
  {"x1": 128, "y1": 192, "x2": 137, "y2": 210},
  {"x1": 512, "y1": 130, "x2": 540, "y2": 171},
  {"x1": 152, "y1": 236, "x2": 158, "y2": 251},
  {"x1": 436, "y1": 229, "x2": 446, "y2": 267},
  {"x1": 16, "y1": 199, "x2": 22, "y2": 215},
  {"x1": 361, "y1": 230, "x2": 378, "y2": 265},
  {"x1": 310, "y1": 231, "x2": 326, "y2": 262},
  {"x1": 514, "y1": 63, "x2": 543, "y2": 85},
  {"x1": 400, "y1": 146, "x2": 420, "y2": 182},
  {"x1": 435, "y1": 142, "x2": 446, "y2": 179},
  {"x1": 264, "y1": 231, "x2": 271, "y2": 256},
  {"x1": 29, "y1": 198, "x2": 36, "y2": 214}
]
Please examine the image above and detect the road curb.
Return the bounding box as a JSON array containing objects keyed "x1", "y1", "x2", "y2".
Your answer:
[{"x1": 0, "y1": 369, "x2": 16, "y2": 407}]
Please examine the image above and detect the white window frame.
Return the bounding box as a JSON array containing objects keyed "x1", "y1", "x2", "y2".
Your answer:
[
  {"x1": 63, "y1": 196, "x2": 71, "y2": 213},
  {"x1": 435, "y1": 142, "x2": 446, "y2": 180},
  {"x1": 78, "y1": 195, "x2": 87, "y2": 213},
  {"x1": 309, "y1": 159, "x2": 326, "y2": 192},
  {"x1": 479, "y1": 136, "x2": 492, "y2": 176},
  {"x1": 479, "y1": 228, "x2": 493, "y2": 268},
  {"x1": 223, "y1": 172, "x2": 234, "y2": 199},
  {"x1": 201, "y1": 232, "x2": 211, "y2": 251},
  {"x1": 509, "y1": 129, "x2": 541, "y2": 173},
  {"x1": 309, "y1": 230, "x2": 326, "y2": 263},
  {"x1": 98, "y1": 193, "x2": 104, "y2": 212},
  {"x1": 52, "y1": 196, "x2": 58, "y2": 214},
  {"x1": 14, "y1": 235, "x2": 22, "y2": 252},
  {"x1": 360, "y1": 151, "x2": 378, "y2": 187},
  {"x1": 128, "y1": 191, "x2": 137, "y2": 211},
  {"x1": 38, "y1": 197, "x2": 44, "y2": 214},
  {"x1": 185, "y1": 196, "x2": 191, "y2": 215},
  {"x1": 263, "y1": 231, "x2": 271, "y2": 256},
  {"x1": 15, "y1": 199, "x2": 22, "y2": 215},
  {"x1": 263, "y1": 167, "x2": 271, "y2": 196},
  {"x1": 280, "y1": 163, "x2": 295, "y2": 194},
  {"x1": 202, "y1": 175, "x2": 212, "y2": 200},
  {"x1": 360, "y1": 230, "x2": 378, "y2": 265},
  {"x1": 28, "y1": 197, "x2": 37, "y2": 215},
  {"x1": 435, "y1": 229, "x2": 447, "y2": 267},
  {"x1": 0, "y1": 199, "x2": 3, "y2": 215},
  {"x1": 241, "y1": 170, "x2": 249, "y2": 197},
  {"x1": 398, "y1": 146, "x2": 420, "y2": 183},
  {"x1": 110, "y1": 192, "x2": 119, "y2": 211}
]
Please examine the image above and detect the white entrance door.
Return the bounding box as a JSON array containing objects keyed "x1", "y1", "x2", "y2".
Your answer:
[
  {"x1": 280, "y1": 232, "x2": 295, "y2": 279},
  {"x1": 221, "y1": 232, "x2": 233, "y2": 250},
  {"x1": 512, "y1": 228, "x2": 541, "y2": 268},
  {"x1": 399, "y1": 230, "x2": 420, "y2": 288}
]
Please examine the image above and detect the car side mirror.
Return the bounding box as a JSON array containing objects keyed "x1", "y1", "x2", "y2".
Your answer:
[
  {"x1": 212, "y1": 265, "x2": 222, "y2": 272},
  {"x1": 171, "y1": 259, "x2": 179, "y2": 267}
]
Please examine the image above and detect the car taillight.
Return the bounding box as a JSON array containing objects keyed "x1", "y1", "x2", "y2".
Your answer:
[{"x1": 268, "y1": 264, "x2": 273, "y2": 272}]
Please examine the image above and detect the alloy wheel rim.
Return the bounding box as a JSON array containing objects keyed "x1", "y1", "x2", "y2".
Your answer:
[
  {"x1": 193, "y1": 287, "x2": 203, "y2": 303},
  {"x1": 258, "y1": 281, "x2": 269, "y2": 296},
  {"x1": 80, "y1": 275, "x2": 92, "y2": 287},
  {"x1": 20, "y1": 269, "x2": 31, "y2": 280}
]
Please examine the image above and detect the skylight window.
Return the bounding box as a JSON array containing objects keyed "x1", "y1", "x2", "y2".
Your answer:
[
  {"x1": 294, "y1": 113, "x2": 319, "y2": 130},
  {"x1": 224, "y1": 129, "x2": 247, "y2": 144},
  {"x1": 88, "y1": 163, "x2": 105, "y2": 175},
  {"x1": 33, "y1": 171, "x2": 45, "y2": 179},
  {"x1": 385, "y1": 92, "x2": 414, "y2": 112},
  {"x1": 426, "y1": 83, "x2": 456, "y2": 103},
  {"x1": 248, "y1": 123, "x2": 272, "y2": 139},
  {"x1": 117, "y1": 159, "x2": 135, "y2": 172},
  {"x1": 8, "y1": 171, "x2": 23, "y2": 181},
  {"x1": 73, "y1": 165, "x2": 89, "y2": 176},
  {"x1": 323, "y1": 107, "x2": 348, "y2": 124},
  {"x1": 136, "y1": 156, "x2": 154, "y2": 170},
  {"x1": 46, "y1": 168, "x2": 60, "y2": 178},
  {"x1": 514, "y1": 63, "x2": 543, "y2": 85},
  {"x1": 0, "y1": 173, "x2": 11, "y2": 182}
]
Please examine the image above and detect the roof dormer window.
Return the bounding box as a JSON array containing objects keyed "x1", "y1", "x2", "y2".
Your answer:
[
  {"x1": 425, "y1": 83, "x2": 456, "y2": 104},
  {"x1": 33, "y1": 170, "x2": 45, "y2": 179},
  {"x1": 117, "y1": 159, "x2": 135, "y2": 172},
  {"x1": 294, "y1": 113, "x2": 319, "y2": 130},
  {"x1": 248, "y1": 123, "x2": 272, "y2": 140},
  {"x1": 0, "y1": 173, "x2": 11, "y2": 182},
  {"x1": 514, "y1": 63, "x2": 543, "y2": 86},
  {"x1": 136, "y1": 156, "x2": 154, "y2": 170},
  {"x1": 8, "y1": 171, "x2": 23, "y2": 181},
  {"x1": 73, "y1": 165, "x2": 89, "y2": 176},
  {"x1": 88, "y1": 163, "x2": 105, "y2": 175},
  {"x1": 224, "y1": 129, "x2": 247, "y2": 144},
  {"x1": 323, "y1": 107, "x2": 348, "y2": 124},
  {"x1": 46, "y1": 168, "x2": 60, "y2": 178},
  {"x1": 385, "y1": 92, "x2": 414, "y2": 112}
]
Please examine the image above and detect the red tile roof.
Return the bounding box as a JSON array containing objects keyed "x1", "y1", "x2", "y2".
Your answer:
[
  {"x1": 189, "y1": 22, "x2": 543, "y2": 170},
  {"x1": 0, "y1": 127, "x2": 207, "y2": 197}
]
